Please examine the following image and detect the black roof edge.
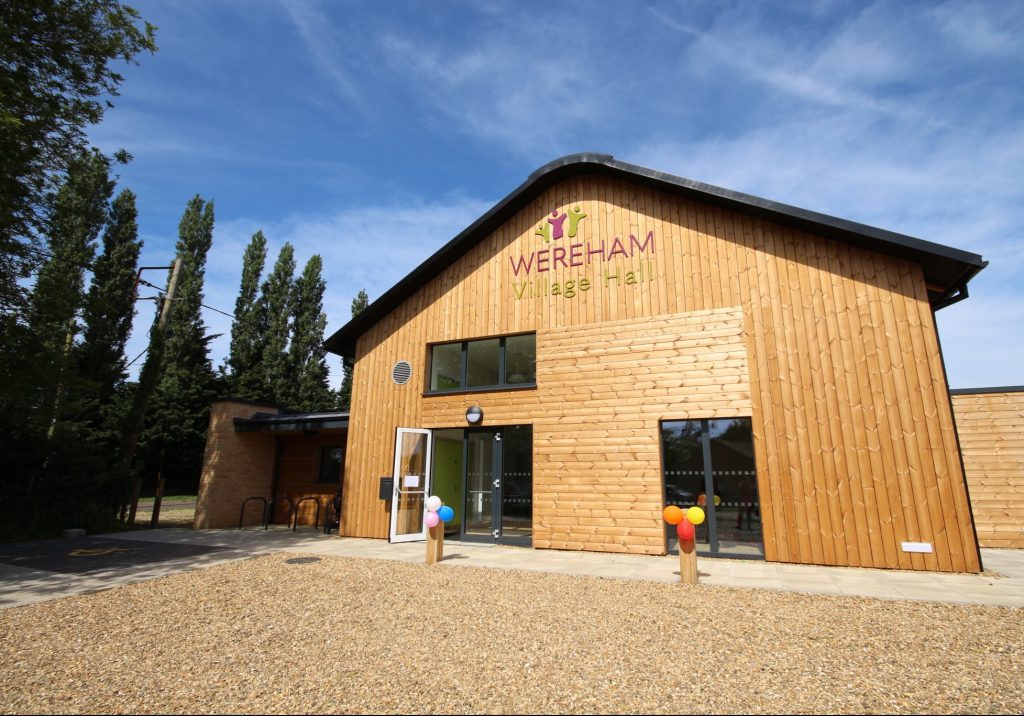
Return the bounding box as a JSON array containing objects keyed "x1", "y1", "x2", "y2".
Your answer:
[
  {"x1": 949, "y1": 385, "x2": 1024, "y2": 396},
  {"x1": 233, "y1": 412, "x2": 350, "y2": 433},
  {"x1": 325, "y1": 153, "x2": 987, "y2": 358}
]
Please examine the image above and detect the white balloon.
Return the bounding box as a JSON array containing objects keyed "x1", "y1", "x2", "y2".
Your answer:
[{"x1": 425, "y1": 495, "x2": 442, "y2": 512}]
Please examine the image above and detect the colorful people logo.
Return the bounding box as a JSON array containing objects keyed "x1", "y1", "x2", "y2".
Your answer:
[{"x1": 535, "y1": 205, "x2": 587, "y2": 244}]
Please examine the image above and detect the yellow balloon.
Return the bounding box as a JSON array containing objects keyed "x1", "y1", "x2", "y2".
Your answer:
[
  {"x1": 686, "y1": 506, "x2": 706, "y2": 525},
  {"x1": 713, "y1": 495, "x2": 721, "y2": 506}
]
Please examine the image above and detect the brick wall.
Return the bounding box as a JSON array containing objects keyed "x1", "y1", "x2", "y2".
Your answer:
[{"x1": 193, "y1": 400, "x2": 280, "y2": 529}]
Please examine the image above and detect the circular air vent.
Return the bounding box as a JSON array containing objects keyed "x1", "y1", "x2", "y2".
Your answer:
[{"x1": 391, "y1": 360, "x2": 412, "y2": 385}]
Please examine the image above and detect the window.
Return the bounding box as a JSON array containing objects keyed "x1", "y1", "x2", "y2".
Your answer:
[
  {"x1": 317, "y1": 446, "x2": 344, "y2": 483},
  {"x1": 428, "y1": 333, "x2": 536, "y2": 393},
  {"x1": 660, "y1": 418, "x2": 763, "y2": 558}
]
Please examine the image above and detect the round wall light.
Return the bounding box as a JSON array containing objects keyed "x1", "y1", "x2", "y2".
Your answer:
[{"x1": 465, "y1": 405, "x2": 483, "y2": 425}]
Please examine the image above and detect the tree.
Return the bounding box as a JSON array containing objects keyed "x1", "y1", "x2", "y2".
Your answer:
[
  {"x1": 137, "y1": 196, "x2": 216, "y2": 494},
  {"x1": 289, "y1": 255, "x2": 333, "y2": 411},
  {"x1": 0, "y1": 0, "x2": 156, "y2": 320},
  {"x1": 338, "y1": 289, "x2": 368, "y2": 411},
  {"x1": 78, "y1": 188, "x2": 142, "y2": 402},
  {"x1": 25, "y1": 149, "x2": 114, "y2": 433},
  {"x1": 226, "y1": 230, "x2": 267, "y2": 400},
  {"x1": 73, "y1": 188, "x2": 142, "y2": 452},
  {"x1": 259, "y1": 242, "x2": 295, "y2": 405}
]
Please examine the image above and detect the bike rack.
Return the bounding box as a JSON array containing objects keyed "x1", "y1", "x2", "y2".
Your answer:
[
  {"x1": 292, "y1": 496, "x2": 321, "y2": 532},
  {"x1": 238, "y1": 497, "x2": 268, "y2": 529},
  {"x1": 322, "y1": 500, "x2": 339, "y2": 535},
  {"x1": 265, "y1": 496, "x2": 293, "y2": 530}
]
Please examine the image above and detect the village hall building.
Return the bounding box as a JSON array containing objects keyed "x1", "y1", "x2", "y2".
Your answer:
[{"x1": 196, "y1": 153, "x2": 1005, "y2": 574}]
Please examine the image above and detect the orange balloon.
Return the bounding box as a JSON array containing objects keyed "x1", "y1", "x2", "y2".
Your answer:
[
  {"x1": 697, "y1": 493, "x2": 707, "y2": 506},
  {"x1": 663, "y1": 505, "x2": 684, "y2": 525}
]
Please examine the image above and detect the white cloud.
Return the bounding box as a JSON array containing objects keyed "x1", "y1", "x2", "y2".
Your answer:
[
  {"x1": 279, "y1": 0, "x2": 366, "y2": 111},
  {"x1": 377, "y1": 32, "x2": 608, "y2": 155}
]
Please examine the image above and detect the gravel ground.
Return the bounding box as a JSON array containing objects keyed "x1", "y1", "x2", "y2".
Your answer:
[{"x1": 0, "y1": 553, "x2": 1021, "y2": 715}]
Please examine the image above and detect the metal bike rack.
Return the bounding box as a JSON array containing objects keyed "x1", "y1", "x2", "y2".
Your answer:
[
  {"x1": 265, "y1": 496, "x2": 293, "y2": 530},
  {"x1": 322, "y1": 499, "x2": 340, "y2": 535},
  {"x1": 292, "y1": 496, "x2": 321, "y2": 532},
  {"x1": 238, "y1": 497, "x2": 268, "y2": 529}
]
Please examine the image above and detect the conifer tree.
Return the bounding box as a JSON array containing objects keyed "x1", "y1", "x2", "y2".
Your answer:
[
  {"x1": 259, "y1": 242, "x2": 295, "y2": 405},
  {"x1": 289, "y1": 255, "x2": 333, "y2": 411},
  {"x1": 226, "y1": 230, "x2": 267, "y2": 400},
  {"x1": 137, "y1": 195, "x2": 216, "y2": 493},
  {"x1": 338, "y1": 289, "x2": 368, "y2": 411}
]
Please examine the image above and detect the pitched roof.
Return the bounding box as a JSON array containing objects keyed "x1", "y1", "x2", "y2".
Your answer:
[{"x1": 325, "y1": 153, "x2": 986, "y2": 357}]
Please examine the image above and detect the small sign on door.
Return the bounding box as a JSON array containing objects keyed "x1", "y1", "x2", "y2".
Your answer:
[{"x1": 403, "y1": 475, "x2": 420, "y2": 488}]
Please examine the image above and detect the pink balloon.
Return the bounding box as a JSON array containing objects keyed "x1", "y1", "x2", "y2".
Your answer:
[{"x1": 425, "y1": 511, "x2": 440, "y2": 528}]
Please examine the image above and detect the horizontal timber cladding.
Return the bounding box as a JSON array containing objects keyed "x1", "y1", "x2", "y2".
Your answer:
[
  {"x1": 952, "y1": 390, "x2": 1024, "y2": 549},
  {"x1": 268, "y1": 431, "x2": 345, "y2": 527},
  {"x1": 341, "y1": 173, "x2": 980, "y2": 572}
]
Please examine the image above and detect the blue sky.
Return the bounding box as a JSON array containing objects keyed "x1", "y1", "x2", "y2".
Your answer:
[{"x1": 89, "y1": 0, "x2": 1024, "y2": 390}]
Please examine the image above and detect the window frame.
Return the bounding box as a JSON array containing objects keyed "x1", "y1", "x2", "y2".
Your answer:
[
  {"x1": 314, "y1": 445, "x2": 345, "y2": 484},
  {"x1": 425, "y1": 332, "x2": 537, "y2": 395}
]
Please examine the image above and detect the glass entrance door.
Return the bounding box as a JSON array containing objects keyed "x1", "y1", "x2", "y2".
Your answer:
[
  {"x1": 460, "y1": 425, "x2": 532, "y2": 546},
  {"x1": 661, "y1": 418, "x2": 763, "y2": 558},
  {"x1": 464, "y1": 430, "x2": 498, "y2": 539},
  {"x1": 389, "y1": 428, "x2": 432, "y2": 543}
]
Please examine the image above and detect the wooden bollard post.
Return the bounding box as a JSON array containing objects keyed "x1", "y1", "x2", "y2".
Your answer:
[
  {"x1": 679, "y1": 537, "x2": 698, "y2": 584},
  {"x1": 426, "y1": 522, "x2": 444, "y2": 565}
]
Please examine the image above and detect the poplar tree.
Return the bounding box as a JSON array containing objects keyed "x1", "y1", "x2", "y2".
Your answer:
[
  {"x1": 78, "y1": 189, "x2": 143, "y2": 402},
  {"x1": 259, "y1": 242, "x2": 295, "y2": 405},
  {"x1": 137, "y1": 195, "x2": 216, "y2": 493},
  {"x1": 226, "y1": 230, "x2": 267, "y2": 400},
  {"x1": 289, "y1": 255, "x2": 333, "y2": 411},
  {"x1": 73, "y1": 188, "x2": 143, "y2": 450},
  {"x1": 25, "y1": 150, "x2": 114, "y2": 432},
  {"x1": 337, "y1": 289, "x2": 368, "y2": 411}
]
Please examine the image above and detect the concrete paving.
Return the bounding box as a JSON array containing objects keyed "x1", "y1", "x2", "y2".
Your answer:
[{"x1": 0, "y1": 527, "x2": 1022, "y2": 610}]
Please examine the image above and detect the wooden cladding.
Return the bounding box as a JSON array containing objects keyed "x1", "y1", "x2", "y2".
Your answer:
[
  {"x1": 952, "y1": 390, "x2": 1024, "y2": 549},
  {"x1": 341, "y1": 173, "x2": 980, "y2": 572}
]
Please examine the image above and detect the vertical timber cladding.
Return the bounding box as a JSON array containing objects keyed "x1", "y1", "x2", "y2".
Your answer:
[{"x1": 342, "y1": 173, "x2": 980, "y2": 572}]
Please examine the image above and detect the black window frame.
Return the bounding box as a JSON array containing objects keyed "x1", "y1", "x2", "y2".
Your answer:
[
  {"x1": 315, "y1": 445, "x2": 345, "y2": 484},
  {"x1": 426, "y1": 332, "x2": 536, "y2": 395}
]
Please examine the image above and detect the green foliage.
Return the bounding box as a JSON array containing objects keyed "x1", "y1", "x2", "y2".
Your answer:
[
  {"x1": 0, "y1": 0, "x2": 156, "y2": 319},
  {"x1": 0, "y1": 157, "x2": 139, "y2": 539},
  {"x1": 0, "y1": 0, "x2": 157, "y2": 539},
  {"x1": 226, "y1": 231, "x2": 268, "y2": 400},
  {"x1": 338, "y1": 289, "x2": 368, "y2": 411},
  {"x1": 25, "y1": 149, "x2": 114, "y2": 435},
  {"x1": 72, "y1": 188, "x2": 142, "y2": 455},
  {"x1": 260, "y1": 242, "x2": 295, "y2": 405},
  {"x1": 136, "y1": 196, "x2": 217, "y2": 494},
  {"x1": 289, "y1": 255, "x2": 333, "y2": 411},
  {"x1": 78, "y1": 188, "x2": 142, "y2": 399}
]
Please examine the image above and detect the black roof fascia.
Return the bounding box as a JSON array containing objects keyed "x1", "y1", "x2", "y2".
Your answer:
[
  {"x1": 949, "y1": 386, "x2": 1024, "y2": 396},
  {"x1": 324, "y1": 153, "x2": 986, "y2": 358},
  {"x1": 234, "y1": 412, "x2": 349, "y2": 433}
]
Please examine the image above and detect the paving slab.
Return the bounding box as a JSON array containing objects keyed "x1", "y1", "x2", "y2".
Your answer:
[{"x1": 0, "y1": 528, "x2": 1021, "y2": 609}]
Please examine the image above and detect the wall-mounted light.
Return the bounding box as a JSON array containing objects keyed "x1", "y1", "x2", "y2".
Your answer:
[{"x1": 466, "y1": 405, "x2": 483, "y2": 425}]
